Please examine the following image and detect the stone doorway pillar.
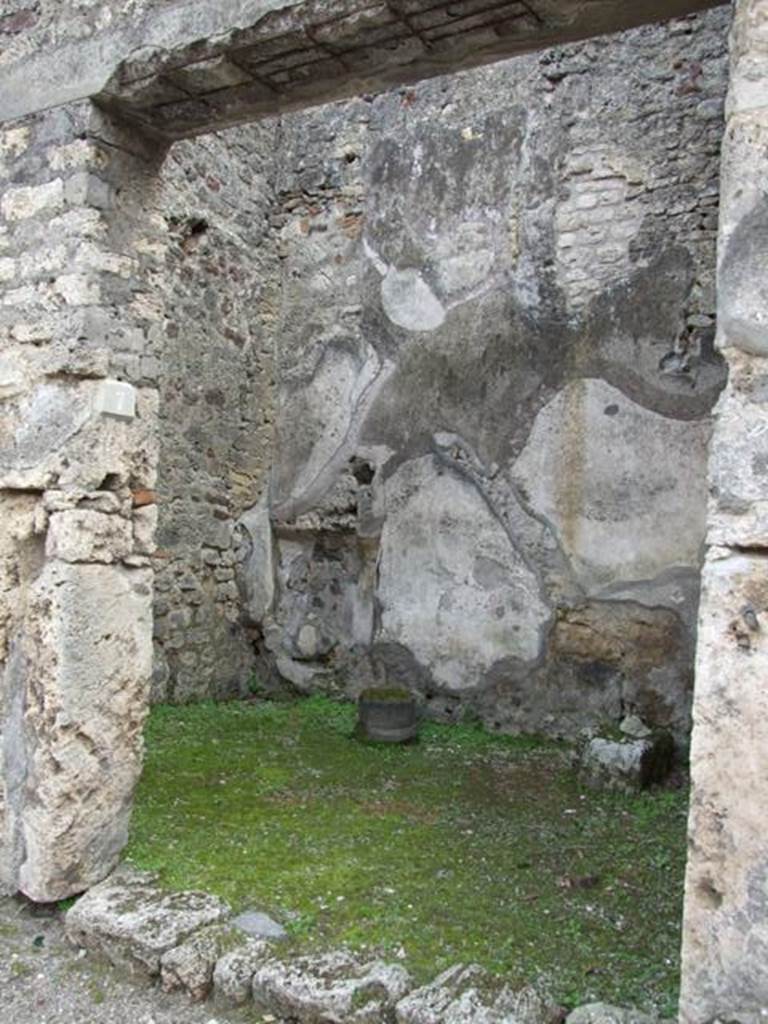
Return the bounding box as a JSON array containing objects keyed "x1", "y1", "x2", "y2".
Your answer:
[
  {"x1": 0, "y1": 102, "x2": 166, "y2": 901},
  {"x1": 681, "y1": 1, "x2": 768, "y2": 1020}
]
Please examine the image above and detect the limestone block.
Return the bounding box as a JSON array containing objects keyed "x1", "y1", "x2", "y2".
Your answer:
[
  {"x1": 52, "y1": 272, "x2": 100, "y2": 306},
  {"x1": 43, "y1": 489, "x2": 128, "y2": 515},
  {"x1": 161, "y1": 923, "x2": 260, "y2": 1002},
  {"x1": 577, "y1": 735, "x2": 674, "y2": 793},
  {"x1": 396, "y1": 964, "x2": 559, "y2": 1024},
  {"x1": 49, "y1": 139, "x2": 108, "y2": 172},
  {"x1": 727, "y1": 0, "x2": 768, "y2": 120},
  {"x1": 0, "y1": 179, "x2": 64, "y2": 221},
  {"x1": 717, "y1": 111, "x2": 768, "y2": 276},
  {"x1": 65, "y1": 866, "x2": 230, "y2": 976},
  {"x1": 0, "y1": 257, "x2": 16, "y2": 282},
  {"x1": 46, "y1": 508, "x2": 133, "y2": 563},
  {"x1": 0, "y1": 126, "x2": 30, "y2": 159},
  {"x1": 511, "y1": 379, "x2": 711, "y2": 593},
  {"x1": 252, "y1": 951, "x2": 412, "y2": 1024},
  {"x1": 11, "y1": 319, "x2": 56, "y2": 343},
  {"x1": 36, "y1": 340, "x2": 111, "y2": 380},
  {"x1": 0, "y1": 492, "x2": 43, "y2": 894},
  {"x1": 718, "y1": 193, "x2": 768, "y2": 357},
  {"x1": 0, "y1": 355, "x2": 25, "y2": 400},
  {"x1": 64, "y1": 171, "x2": 113, "y2": 211},
  {"x1": 680, "y1": 549, "x2": 768, "y2": 1023},
  {"x1": 0, "y1": 381, "x2": 92, "y2": 480},
  {"x1": 213, "y1": 937, "x2": 272, "y2": 1005},
  {"x1": 707, "y1": 350, "x2": 768, "y2": 547},
  {"x1": 15, "y1": 562, "x2": 153, "y2": 901},
  {"x1": 0, "y1": 380, "x2": 158, "y2": 491}
]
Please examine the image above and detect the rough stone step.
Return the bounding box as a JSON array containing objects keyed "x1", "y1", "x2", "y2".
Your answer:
[
  {"x1": 64, "y1": 865, "x2": 231, "y2": 976},
  {"x1": 395, "y1": 963, "x2": 561, "y2": 1024},
  {"x1": 251, "y1": 949, "x2": 412, "y2": 1023}
]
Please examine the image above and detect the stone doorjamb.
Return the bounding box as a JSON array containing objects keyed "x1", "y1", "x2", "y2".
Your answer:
[
  {"x1": 680, "y1": 1, "x2": 768, "y2": 1021},
  {"x1": 0, "y1": 102, "x2": 168, "y2": 901}
]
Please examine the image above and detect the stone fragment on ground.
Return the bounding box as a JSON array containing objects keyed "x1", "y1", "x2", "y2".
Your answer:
[
  {"x1": 65, "y1": 865, "x2": 230, "y2": 975},
  {"x1": 395, "y1": 963, "x2": 561, "y2": 1024},
  {"x1": 161, "y1": 923, "x2": 265, "y2": 1002},
  {"x1": 232, "y1": 908, "x2": 288, "y2": 940},
  {"x1": 252, "y1": 949, "x2": 412, "y2": 1023},
  {"x1": 565, "y1": 1003, "x2": 670, "y2": 1024},
  {"x1": 577, "y1": 730, "x2": 674, "y2": 793}
]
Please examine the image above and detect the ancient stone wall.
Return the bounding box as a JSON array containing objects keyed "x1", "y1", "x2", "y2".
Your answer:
[
  {"x1": 0, "y1": 96, "x2": 281, "y2": 892},
  {"x1": 149, "y1": 126, "x2": 279, "y2": 703},
  {"x1": 0, "y1": 102, "x2": 165, "y2": 900},
  {"x1": 238, "y1": 7, "x2": 732, "y2": 740}
]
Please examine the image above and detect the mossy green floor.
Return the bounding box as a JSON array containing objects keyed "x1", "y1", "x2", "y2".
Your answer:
[{"x1": 126, "y1": 697, "x2": 688, "y2": 1015}]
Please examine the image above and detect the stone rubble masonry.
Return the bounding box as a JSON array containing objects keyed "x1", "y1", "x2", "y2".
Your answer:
[
  {"x1": 0, "y1": 101, "x2": 167, "y2": 901},
  {"x1": 249, "y1": 9, "x2": 730, "y2": 742},
  {"x1": 149, "y1": 123, "x2": 279, "y2": 704},
  {"x1": 680, "y1": 2, "x2": 768, "y2": 1021}
]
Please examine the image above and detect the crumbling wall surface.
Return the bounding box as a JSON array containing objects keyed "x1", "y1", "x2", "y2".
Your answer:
[
  {"x1": 0, "y1": 103, "x2": 164, "y2": 901},
  {"x1": 240, "y1": 8, "x2": 732, "y2": 739},
  {"x1": 0, "y1": 0, "x2": 157, "y2": 68},
  {"x1": 681, "y1": 0, "x2": 768, "y2": 1020},
  {"x1": 149, "y1": 125, "x2": 279, "y2": 703}
]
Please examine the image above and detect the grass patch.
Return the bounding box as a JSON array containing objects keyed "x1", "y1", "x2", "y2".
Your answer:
[{"x1": 126, "y1": 696, "x2": 688, "y2": 1014}]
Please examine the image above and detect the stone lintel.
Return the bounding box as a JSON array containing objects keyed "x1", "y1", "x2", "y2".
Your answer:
[{"x1": 0, "y1": 0, "x2": 726, "y2": 138}]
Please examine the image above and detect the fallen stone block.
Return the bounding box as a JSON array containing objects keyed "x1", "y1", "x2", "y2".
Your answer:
[
  {"x1": 161, "y1": 923, "x2": 265, "y2": 1002},
  {"x1": 577, "y1": 732, "x2": 674, "y2": 793},
  {"x1": 65, "y1": 865, "x2": 230, "y2": 975},
  {"x1": 395, "y1": 963, "x2": 560, "y2": 1024},
  {"x1": 252, "y1": 950, "x2": 412, "y2": 1023}
]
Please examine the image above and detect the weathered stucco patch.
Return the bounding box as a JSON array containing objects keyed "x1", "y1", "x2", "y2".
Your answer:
[
  {"x1": 381, "y1": 267, "x2": 446, "y2": 332},
  {"x1": 378, "y1": 456, "x2": 550, "y2": 693},
  {"x1": 511, "y1": 379, "x2": 711, "y2": 592}
]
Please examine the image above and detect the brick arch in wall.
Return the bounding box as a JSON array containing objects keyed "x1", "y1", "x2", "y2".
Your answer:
[{"x1": 1, "y1": 1, "x2": 767, "y2": 1021}]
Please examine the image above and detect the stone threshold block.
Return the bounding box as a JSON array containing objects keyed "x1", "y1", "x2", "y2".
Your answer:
[
  {"x1": 65, "y1": 865, "x2": 231, "y2": 976},
  {"x1": 161, "y1": 922, "x2": 269, "y2": 1003},
  {"x1": 252, "y1": 949, "x2": 412, "y2": 1023},
  {"x1": 395, "y1": 963, "x2": 561, "y2": 1024}
]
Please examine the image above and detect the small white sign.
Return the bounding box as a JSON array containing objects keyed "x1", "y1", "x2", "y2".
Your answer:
[{"x1": 94, "y1": 379, "x2": 136, "y2": 420}]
